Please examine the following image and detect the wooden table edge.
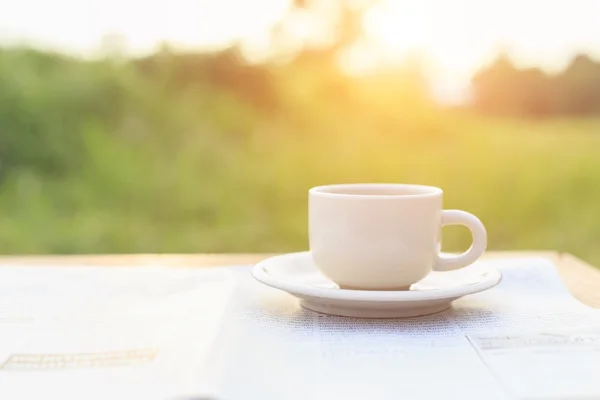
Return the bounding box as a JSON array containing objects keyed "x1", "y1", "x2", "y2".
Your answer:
[{"x1": 0, "y1": 251, "x2": 598, "y2": 308}]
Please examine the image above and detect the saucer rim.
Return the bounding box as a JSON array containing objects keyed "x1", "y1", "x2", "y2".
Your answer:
[{"x1": 251, "y1": 251, "x2": 502, "y2": 302}]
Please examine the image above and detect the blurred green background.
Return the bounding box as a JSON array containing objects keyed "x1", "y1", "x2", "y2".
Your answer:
[{"x1": 1, "y1": 0, "x2": 600, "y2": 265}]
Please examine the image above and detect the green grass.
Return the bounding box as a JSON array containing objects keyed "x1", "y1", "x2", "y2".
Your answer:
[
  {"x1": 1, "y1": 48, "x2": 599, "y2": 266},
  {"x1": 1, "y1": 110, "x2": 600, "y2": 267}
]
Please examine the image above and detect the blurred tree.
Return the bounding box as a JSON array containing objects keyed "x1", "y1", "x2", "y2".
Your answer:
[
  {"x1": 265, "y1": 0, "x2": 433, "y2": 117},
  {"x1": 516, "y1": 67, "x2": 554, "y2": 117},
  {"x1": 0, "y1": 47, "x2": 159, "y2": 181},
  {"x1": 556, "y1": 54, "x2": 600, "y2": 115},
  {"x1": 471, "y1": 54, "x2": 529, "y2": 116},
  {"x1": 133, "y1": 0, "x2": 400, "y2": 115},
  {"x1": 135, "y1": 48, "x2": 278, "y2": 111},
  {"x1": 0, "y1": 48, "x2": 83, "y2": 178},
  {"x1": 270, "y1": 0, "x2": 379, "y2": 61},
  {"x1": 471, "y1": 52, "x2": 600, "y2": 117}
]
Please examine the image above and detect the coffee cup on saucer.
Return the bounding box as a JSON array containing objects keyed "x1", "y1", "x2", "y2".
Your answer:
[{"x1": 308, "y1": 183, "x2": 487, "y2": 291}]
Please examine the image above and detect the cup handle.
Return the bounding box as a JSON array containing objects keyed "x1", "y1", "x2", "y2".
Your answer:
[{"x1": 434, "y1": 210, "x2": 487, "y2": 272}]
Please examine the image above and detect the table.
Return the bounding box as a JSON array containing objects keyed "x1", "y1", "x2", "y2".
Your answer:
[{"x1": 1, "y1": 251, "x2": 599, "y2": 308}]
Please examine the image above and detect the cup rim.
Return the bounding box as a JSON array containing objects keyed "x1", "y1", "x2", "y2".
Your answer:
[{"x1": 309, "y1": 183, "x2": 443, "y2": 198}]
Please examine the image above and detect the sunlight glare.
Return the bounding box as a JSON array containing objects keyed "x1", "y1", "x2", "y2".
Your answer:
[
  {"x1": 2, "y1": 0, "x2": 600, "y2": 94},
  {"x1": 360, "y1": 0, "x2": 600, "y2": 102}
]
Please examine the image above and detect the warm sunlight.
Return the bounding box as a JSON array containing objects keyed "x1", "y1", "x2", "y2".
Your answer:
[
  {"x1": 3, "y1": 0, "x2": 600, "y2": 392},
  {"x1": 362, "y1": 0, "x2": 600, "y2": 102},
  {"x1": 2, "y1": 0, "x2": 600, "y2": 99}
]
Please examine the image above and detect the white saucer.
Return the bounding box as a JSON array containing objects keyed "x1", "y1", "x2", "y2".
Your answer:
[{"x1": 251, "y1": 252, "x2": 502, "y2": 318}]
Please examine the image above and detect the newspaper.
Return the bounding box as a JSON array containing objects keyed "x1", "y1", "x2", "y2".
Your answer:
[
  {"x1": 215, "y1": 258, "x2": 600, "y2": 400},
  {"x1": 0, "y1": 265, "x2": 235, "y2": 400},
  {"x1": 0, "y1": 257, "x2": 599, "y2": 400},
  {"x1": 468, "y1": 329, "x2": 600, "y2": 400}
]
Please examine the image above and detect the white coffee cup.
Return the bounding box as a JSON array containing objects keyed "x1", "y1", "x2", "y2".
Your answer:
[{"x1": 308, "y1": 183, "x2": 487, "y2": 290}]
